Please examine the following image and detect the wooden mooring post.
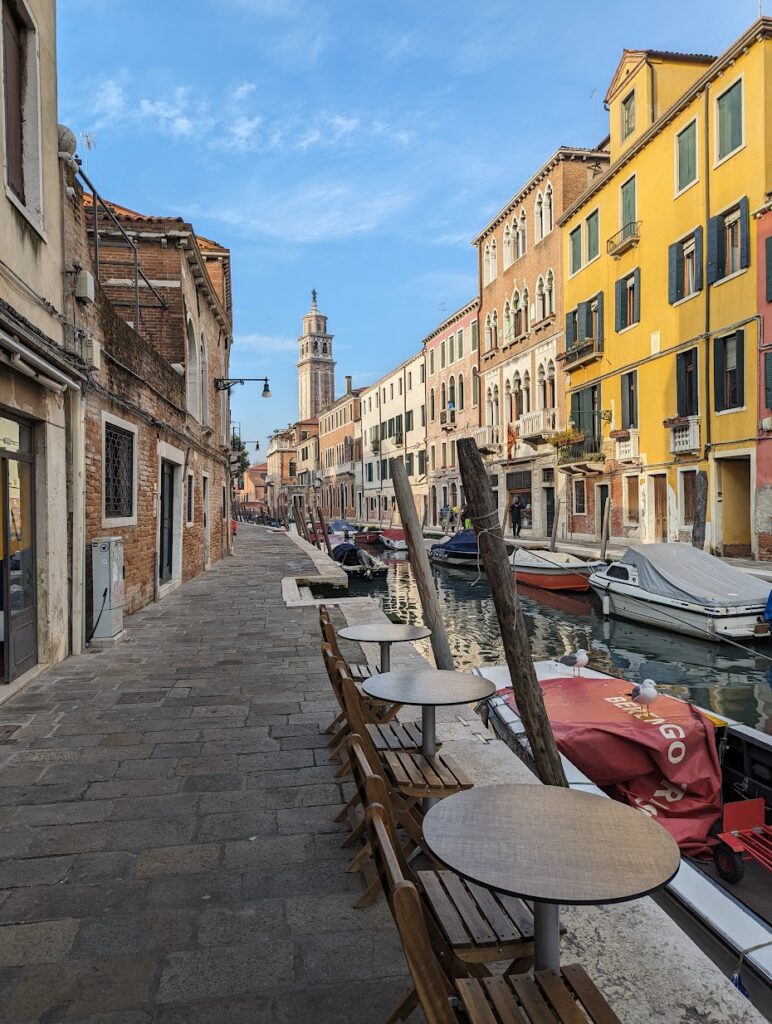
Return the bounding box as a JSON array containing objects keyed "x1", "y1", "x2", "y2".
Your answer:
[
  {"x1": 600, "y1": 497, "x2": 611, "y2": 562},
  {"x1": 390, "y1": 458, "x2": 454, "y2": 671},
  {"x1": 316, "y1": 507, "x2": 334, "y2": 558},
  {"x1": 457, "y1": 438, "x2": 567, "y2": 787},
  {"x1": 549, "y1": 498, "x2": 561, "y2": 553}
]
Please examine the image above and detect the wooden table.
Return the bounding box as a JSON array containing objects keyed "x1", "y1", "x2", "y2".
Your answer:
[
  {"x1": 422, "y1": 783, "x2": 681, "y2": 971},
  {"x1": 361, "y1": 669, "x2": 496, "y2": 757},
  {"x1": 338, "y1": 623, "x2": 431, "y2": 673}
]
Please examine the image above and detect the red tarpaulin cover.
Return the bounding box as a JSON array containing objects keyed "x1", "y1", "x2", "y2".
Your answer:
[{"x1": 498, "y1": 676, "x2": 722, "y2": 857}]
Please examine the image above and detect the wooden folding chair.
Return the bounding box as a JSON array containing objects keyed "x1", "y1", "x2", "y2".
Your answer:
[
  {"x1": 349, "y1": 734, "x2": 538, "y2": 975},
  {"x1": 365, "y1": 803, "x2": 623, "y2": 1024},
  {"x1": 319, "y1": 607, "x2": 372, "y2": 682}
]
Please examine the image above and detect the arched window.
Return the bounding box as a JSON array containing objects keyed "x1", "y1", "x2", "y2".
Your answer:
[
  {"x1": 199, "y1": 335, "x2": 209, "y2": 426},
  {"x1": 492, "y1": 310, "x2": 499, "y2": 349},
  {"x1": 485, "y1": 314, "x2": 492, "y2": 352},
  {"x1": 546, "y1": 269, "x2": 555, "y2": 316},
  {"x1": 535, "y1": 192, "x2": 544, "y2": 243},
  {"x1": 503, "y1": 300, "x2": 512, "y2": 343},
  {"x1": 505, "y1": 380, "x2": 513, "y2": 423},
  {"x1": 535, "y1": 277, "x2": 546, "y2": 322},
  {"x1": 441, "y1": 382, "x2": 447, "y2": 411},
  {"x1": 458, "y1": 373, "x2": 465, "y2": 410},
  {"x1": 503, "y1": 225, "x2": 512, "y2": 267},
  {"x1": 513, "y1": 290, "x2": 522, "y2": 337},
  {"x1": 490, "y1": 239, "x2": 498, "y2": 280},
  {"x1": 472, "y1": 369, "x2": 479, "y2": 406},
  {"x1": 518, "y1": 210, "x2": 527, "y2": 256},
  {"x1": 523, "y1": 288, "x2": 530, "y2": 333},
  {"x1": 219, "y1": 388, "x2": 229, "y2": 444},
  {"x1": 430, "y1": 388, "x2": 436, "y2": 420},
  {"x1": 492, "y1": 384, "x2": 500, "y2": 428},
  {"x1": 547, "y1": 360, "x2": 556, "y2": 408},
  {"x1": 186, "y1": 319, "x2": 199, "y2": 419},
  {"x1": 545, "y1": 183, "x2": 553, "y2": 233},
  {"x1": 448, "y1": 376, "x2": 456, "y2": 409},
  {"x1": 538, "y1": 364, "x2": 547, "y2": 408},
  {"x1": 523, "y1": 370, "x2": 531, "y2": 413},
  {"x1": 513, "y1": 371, "x2": 523, "y2": 418},
  {"x1": 486, "y1": 387, "x2": 493, "y2": 426},
  {"x1": 483, "y1": 243, "x2": 491, "y2": 285}
]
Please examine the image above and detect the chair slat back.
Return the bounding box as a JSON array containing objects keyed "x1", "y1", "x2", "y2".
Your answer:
[
  {"x1": 365, "y1": 805, "x2": 458, "y2": 1024},
  {"x1": 340, "y1": 672, "x2": 382, "y2": 771},
  {"x1": 321, "y1": 643, "x2": 344, "y2": 706},
  {"x1": 321, "y1": 619, "x2": 348, "y2": 666}
]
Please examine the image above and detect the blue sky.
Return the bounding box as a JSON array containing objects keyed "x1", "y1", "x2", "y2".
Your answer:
[{"x1": 58, "y1": 0, "x2": 760, "y2": 454}]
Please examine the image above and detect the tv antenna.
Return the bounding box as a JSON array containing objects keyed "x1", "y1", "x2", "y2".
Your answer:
[{"x1": 80, "y1": 131, "x2": 96, "y2": 172}]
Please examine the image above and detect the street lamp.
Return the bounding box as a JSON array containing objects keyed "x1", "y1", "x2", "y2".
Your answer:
[{"x1": 214, "y1": 377, "x2": 272, "y2": 398}]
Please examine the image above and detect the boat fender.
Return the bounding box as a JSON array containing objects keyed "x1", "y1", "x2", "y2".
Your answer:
[
  {"x1": 765, "y1": 590, "x2": 772, "y2": 624},
  {"x1": 602, "y1": 593, "x2": 610, "y2": 617}
]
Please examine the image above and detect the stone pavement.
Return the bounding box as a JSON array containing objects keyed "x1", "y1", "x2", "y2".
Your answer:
[{"x1": 0, "y1": 526, "x2": 410, "y2": 1023}]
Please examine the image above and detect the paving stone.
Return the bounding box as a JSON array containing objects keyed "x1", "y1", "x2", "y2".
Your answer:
[
  {"x1": 106, "y1": 818, "x2": 196, "y2": 852},
  {"x1": 0, "y1": 880, "x2": 148, "y2": 924},
  {"x1": 12, "y1": 799, "x2": 113, "y2": 827},
  {"x1": 135, "y1": 843, "x2": 221, "y2": 877},
  {"x1": 154, "y1": 997, "x2": 273, "y2": 1024},
  {"x1": 69, "y1": 851, "x2": 137, "y2": 882},
  {"x1": 223, "y1": 834, "x2": 315, "y2": 870},
  {"x1": 197, "y1": 900, "x2": 285, "y2": 945},
  {"x1": 85, "y1": 779, "x2": 181, "y2": 800},
  {"x1": 0, "y1": 919, "x2": 79, "y2": 965},
  {"x1": 110, "y1": 794, "x2": 200, "y2": 821},
  {"x1": 0, "y1": 855, "x2": 74, "y2": 888},
  {"x1": 272, "y1": 978, "x2": 410, "y2": 1024},
  {"x1": 181, "y1": 772, "x2": 245, "y2": 793},
  {"x1": 157, "y1": 941, "x2": 294, "y2": 1003},
  {"x1": 195, "y1": 811, "x2": 277, "y2": 842}
]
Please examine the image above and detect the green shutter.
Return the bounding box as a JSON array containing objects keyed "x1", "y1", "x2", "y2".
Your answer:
[
  {"x1": 566, "y1": 312, "x2": 575, "y2": 349},
  {"x1": 739, "y1": 197, "x2": 750, "y2": 270},
  {"x1": 694, "y1": 227, "x2": 704, "y2": 292},
  {"x1": 621, "y1": 374, "x2": 630, "y2": 430},
  {"x1": 706, "y1": 215, "x2": 724, "y2": 284},
  {"x1": 736, "y1": 330, "x2": 745, "y2": 407},
  {"x1": 714, "y1": 339, "x2": 725, "y2": 413},
  {"x1": 614, "y1": 279, "x2": 625, "y2": 332},
  {"x1": 668, "y1": 242, "x2": 683, "y2": 304},
  {"x1": 676, "y1": 353, "x2": 687, "y2": 416},
  {"x1": 633, "y1": 269, "x2": 641, "y2": 324},
  {"x1": 596, "y1": 292, "x2": 604, "y2": 346}
]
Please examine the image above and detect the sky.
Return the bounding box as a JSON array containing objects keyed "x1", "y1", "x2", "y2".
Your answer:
[{"x1": 57, "y1": 0, "x2": 761, "y2": 456}]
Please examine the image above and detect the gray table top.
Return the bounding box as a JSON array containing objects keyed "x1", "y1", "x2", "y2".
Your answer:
[
  {"x1": 422, "y1": 783, "x2": 680, "y2": 905},
  {"x1": 361, "y1": 669, "x2": 495, "y2": 707},
  {"x1": 338, "y1": 623, "x2": 432, "y2": 644}
]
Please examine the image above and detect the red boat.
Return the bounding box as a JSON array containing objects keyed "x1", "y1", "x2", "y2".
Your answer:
[
  {"x1": 380, "y1": 528, "x2": 407, "y2": 551},
  {"x1": 510, "y1": 547, "x2": 602, "y2": 592}
]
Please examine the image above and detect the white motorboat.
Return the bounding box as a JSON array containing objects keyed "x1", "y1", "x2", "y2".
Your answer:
[
  {"x1": 380, "y1": 528, "x2": 408, "y2": 551},
  {"x1": 510, "y1": 547, "x2": 603, "y2": 592},
  {"x1": 589, "y1": 543, "x2": 771, "y2": 641}
]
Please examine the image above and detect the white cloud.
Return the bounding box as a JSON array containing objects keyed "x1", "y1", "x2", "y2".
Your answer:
[
  {"x1": 223, "y1": 115, "x2": 263, "y2": 151},
  {"x1": 234, "y1": 333, "x2": 297, "y2": 354},
  {"x1": 231, "y1": 82, "x2": 257, "y2": 102}
]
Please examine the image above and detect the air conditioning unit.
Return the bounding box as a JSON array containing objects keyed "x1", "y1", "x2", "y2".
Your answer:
[
  {"x1": 395, "y1": 433, "x2": 403, "y2": 446},
  {"x1": 75, "y1": 269, "x2": 95, "y2": 303}
]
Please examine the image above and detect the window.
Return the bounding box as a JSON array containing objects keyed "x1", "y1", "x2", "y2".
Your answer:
[
  {"x1": 430, "y1": 389, "x2": 435, "y2": 420},
  {"x1": 669, "y1": 229, "x2": 703, "y2": 303},
  {"x1": 717, "y1": 79, "x2": 743, "y2": 161},
  {"x1": 441, "y1": 442, "x2": 447, "y2": 468},
  {"x1": 621, "y1": 371, "x2": 637, "y2": 429},
  {"x1": 586, "y1": 211, "x2": 599, "y2": 261},
  {"x1": 503, "y1": 225, "x2": 513, "y2": 267},
  {"x1": 714, "y1": 330, "x2": 744, "y2": 412},
  {"x1": 186, "y1": 320, "x2": 200, "y2": 418},
  {"x1": 450, "y1": 440, "x2": 456, "y2": 466},
  {"x1": 569, "y1": 226, "x2": 582, "y2": 274},
  {"x1": 681, "y1": 470, "x2": 697, "y2": 526},
  {"x1": 440, "y1": 383, "x2": 446, "y2": 411},
  {"x1": 398, "y1": 378, "x2": 402, "y2": 396},
  {"x1": 472, "y1": 369, "x2": 479, "y2": 406},
  {"x1": 3, "y1": 0, "x2": 42, "y2": 223},
  {"x1": 490, "y1": 238, "x2": 498, "y2": 280},
  {"x1": 420, "y1": 363, "x2": 425, "y2": 384},
  {"x1": 615, "y1": 269, "x2": 640, "y2": 331},
  {"x1": 405, "y1": 453, "x2": 414, "y2": 476},
  {"x1": 380, "y1": 459, "x2": 388, "y2": 480},
  {"x1": 535, "y1": 278, "x2": 546, "y2": 321},
  {"x1": 535, "y1": 192, "x2": 544, "y2": 242},
  {"x1": 573, "y1": 478, "x2": 586, "y2": 515},
  {"x1": 621, "y1": 176, "x2": 636, "y2": 232},
  {"x1": 625, "y1": 476, "x2": 640, "y2": 524},
  {"x1": 471, "y1": 321, "x2": 478, "y2": 351},
  {"x1": 518, "y1": 211, "x2": 527, "y2": 256},
  {"x1": 390, "y1": 383, "x2": 394, "y2": 400},
  {"x1": 418, "y1": 449, "x2": 426, "y2": 475},
  {"x1": 449, "y1": 334, "x2": 455, "y2": 363},
  {"x1": 407, "y1": 371, "x2": 412, "y2": 390},
  {"x1": 707, "y1": 200, "x2": 749, "y2": 283},
  {"x1": 458, "y1": 374, "x2": 465, "y2": 410},
  {"x1": 429, "y1": 350, "x2": 435, "y2": 375},
  {"x1": 483, "y1": 243, "x2": 491, "y2": 285},
  {"x1": 676, "y1": 120, "x2": 697, "y2": 193},
  {"x1": 544, "y1": 184, "x2": 553, "y2": 234},
  {"x1": 621, "y1": 90, "x2": 635, "y2": 140},
  {"x1": 441, "y1": 341, "x2": 446, "y2": 368},
  {"x1": 430, "y1": 445, "x2": 436, "y2": 470},
  {"x1": 420, "y1": 404, "x2": 426, "y2": 427},
  {"x1": 104, "y1": 422, "x2": 135, "y2": 520},
  {"x1": 186, "y1": 473, "x2": 194, "y2": 524},
  {"x1": 457, "y1": 328, "x2": 464, "y2": 357},
  {"x1": 406, "y1": 409, "x2": 414, "y2": 432},
  {"x1": 366, "y1": 463, "x2": 374, "y2": 482}
]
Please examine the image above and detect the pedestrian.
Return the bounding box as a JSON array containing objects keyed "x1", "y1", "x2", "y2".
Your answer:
[
  {"x1": 231, "y1": 517, "x2": 238, "y2": 537},
  {"x1": 448, "y1": 507, "x2": 456, "y2": 531},
  {"x1": 510, "y1": 497, "x2": 522, "y2": 538},
  {"x1": 439, "y1": 504, "x2": 449, "y2": 533},
  {"x1": 460, "y1": 504, "x2": 470, "y2": 529}
]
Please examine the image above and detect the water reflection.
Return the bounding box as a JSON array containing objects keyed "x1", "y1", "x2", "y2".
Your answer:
[{"x1": 349, "y1": 550, "x2": 772, "y2": 732}]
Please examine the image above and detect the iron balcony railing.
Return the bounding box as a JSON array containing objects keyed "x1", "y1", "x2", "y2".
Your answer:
[
  {"x1": 607, "y1": 220, "x2": 641, "y2": 257},
  {"x1": 562, "y1": 338, "x2": 603, "y2": 369},
  {"x1": 556, "y1": 436, "x2": 605, "y2": 465}
]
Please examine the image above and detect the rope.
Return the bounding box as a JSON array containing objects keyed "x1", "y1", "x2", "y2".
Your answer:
[{"x1": 732, "y1": 938, "x2": 772, "y2": 977}]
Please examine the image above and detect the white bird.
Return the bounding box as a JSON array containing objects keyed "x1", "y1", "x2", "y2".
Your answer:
[
  {"x1": 558, "y1": 649, "x2": 589, "y2": 676},
  {"x1": 628, "y1": 678, "x2": 658, "y2": 718}
]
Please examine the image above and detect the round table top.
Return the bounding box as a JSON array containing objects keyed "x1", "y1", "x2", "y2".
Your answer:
[
  {"x1": 361, "y1": 669, "x2": 496, "y2": 707},
  {"x1": 338, "y1": 623, "x2": 432, "y2": 644},
  {"x1": 422, "y1": 784, "x2": 680, "y2": 905}
]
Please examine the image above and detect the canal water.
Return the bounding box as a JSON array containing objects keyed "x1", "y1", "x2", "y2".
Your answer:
[{"x1": 348, "y1": 550, "x2": 772, "y2": 732}]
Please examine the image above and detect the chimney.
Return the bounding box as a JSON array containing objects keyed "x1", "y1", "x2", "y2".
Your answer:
[{"x1": 345, "y1": 375, "x2": 352, "y2": 394}]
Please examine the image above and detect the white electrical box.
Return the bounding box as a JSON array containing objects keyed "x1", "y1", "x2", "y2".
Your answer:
[
  {"x1": 91, "y1": 536, "x2": 125, "y2": 639},
  {"x1": 75, "y1": 269, "x2": 95, "y2": 303}
]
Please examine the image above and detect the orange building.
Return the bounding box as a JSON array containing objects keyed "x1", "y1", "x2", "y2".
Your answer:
[{"x1": 318, "y1": 377, "x2": 362, "y2": 520}]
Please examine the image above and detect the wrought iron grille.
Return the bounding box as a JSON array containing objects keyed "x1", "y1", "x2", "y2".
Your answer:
[{"x1": 104, "y1": 424, "x2": 134, "y2": 518}]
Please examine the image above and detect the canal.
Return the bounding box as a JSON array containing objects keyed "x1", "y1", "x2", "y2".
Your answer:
[{"x1": 348, "y1": 550, "x2": 772, "y2": 731}]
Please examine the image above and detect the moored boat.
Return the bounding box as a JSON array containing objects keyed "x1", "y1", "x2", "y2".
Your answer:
[
  {"x1": 590, "y1": 543, "x2": 771, "y2": 641},
  {"x1": 380, "y1": 527, "x2": 408, "y2": 551},
  {"x1": 354, "y1": 529, "x2": 380, "y2": 544},
  {"x1": 331, "y1": 543, "x2": 388, "y2": 579},
  {"x1": 511, "y1": 547, "x2": 603, "y2": 592},
  {"x1": 429, "y1": 529, "x2": 479, "y2": 567}
]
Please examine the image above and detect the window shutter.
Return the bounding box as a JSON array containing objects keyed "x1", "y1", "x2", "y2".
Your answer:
[
  {"x1": 714, "y1": 339, "x2": 725, "y2": 412},
  {"x1": 621, "y1": 376, "x2": 630, "y2": 430},
  {"x1": 3, "y1": 2, "x2": 25, "y2": 203},
  {"x1": 614, "y1": 279, "x2": 624, "y2": 332},
  {"x1": 707, "y1": 215, "x2": 724, "y2": 284},
  {"x1": 676, "y1": 354, "x2": 687, "y2": 416},
  {"x1": 736, "y1": 329, "x2": 745, "y2": 407},
  {"x1": 633, "y1": 268, "x2": 641, "y2": 324},
  {"x1": 739, "y1": 197, "x2": 750, "y2": 270},
  {"x1": 565, "y1": 312, "x2": 575, "y2": 349},
  {"x1": 570, "y1": 391, "x2": 580, "y2": 428},
  {"x1": 577, "y1": 302, "x2": 591, "y2": 341},
  {"x1": 694, "y1": 227, "x2": 704, "y2": 292},
  {"x1": 668, "y1": 242, "x2": 682, "y2": 304},
  {"x1": 596, "y1": 292, "x2": 604, "y2": 346},
  {"x1": 765, "y1": 352, "x2": 772, "y2": 409}
]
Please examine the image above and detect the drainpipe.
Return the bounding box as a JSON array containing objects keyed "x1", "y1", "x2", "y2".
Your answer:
[{"x1": 70, "y1": 388, "x2": 86, "y2": 656}]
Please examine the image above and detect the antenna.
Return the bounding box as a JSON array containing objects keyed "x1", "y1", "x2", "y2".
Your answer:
[
  {"x1": 80, "y1": 131, "x2": 96, "y2": 173},
  {"x1": 590, "y1": 88, "x2": 599, "y2": 141}
]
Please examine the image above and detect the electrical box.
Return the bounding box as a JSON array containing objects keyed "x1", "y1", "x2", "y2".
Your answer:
[
  {"x1": 91, "y1": 536, "x2": 125, "y2": 640},
  {"x1": 75, "y1": 269, "x2": 95, "y2": 303}
]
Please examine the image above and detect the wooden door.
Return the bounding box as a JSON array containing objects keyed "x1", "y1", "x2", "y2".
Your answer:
[
  {"x1": 653, "y1": 475, "x2": 667, "y2": 541},
  {"x1": 159, "y1": 460, "x2": 174, "y2": 583},
  {"x1": 545, "y1": 487, "x2": 555, "y2": 536}
]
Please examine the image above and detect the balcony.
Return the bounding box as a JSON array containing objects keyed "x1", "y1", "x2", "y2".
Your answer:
[
  {"x1": 613, "y1": 429, "x2": 640, "y2": 463},
  {"x1": 321, "y1": 465, "x2": 335, "y2": 478},
  {"x1": 440, "y1": 410, "x2": 457, "y2": 430},
  {"x1": 266, "y1": 437, "x2": 296, "y2": 456},
  {"x1": 517, "y1": 408, "x2": 556, "y2": 443},
  {"x1": 667, "y1": 415, "x2": 700, "y2": 455},
  {"x1": 473, "y1": 425, "x2": 501, "y2": 455},
  {"x1": 561, "y1": 338, "x2": 603, "y2": 370},
  {"x1": 607, "y1": 220, "x2": 641, "y2": 258},
  {"x1": 556, "y1": 435, "x2": 606, "y2": 473}
]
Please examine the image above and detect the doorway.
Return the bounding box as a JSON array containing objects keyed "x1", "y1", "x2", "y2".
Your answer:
[
  {"x1": 595, "y1": 483, "x2": 609, "y2": 540},
  {"x1": 159, "y1": 460, "x2": 175, "y2": 584},
  {"x1": 544, "y1": 487, "x2": 555, "y2": 537},
  {"x1": 652, "y1": 475, "x2": 667, "y2": 541},
  {"x1": 717, "y1": 456, "x2": 752, "y2": 557},
  {"x1": 1, "y1": 415, "x2": 36, "y2": 683},
  {"x1": 202, "y1": 474, "x2": 210, "y2": 567}
]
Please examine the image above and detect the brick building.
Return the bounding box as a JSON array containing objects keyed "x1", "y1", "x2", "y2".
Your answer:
[
  {"x1": 70, "y1": 189, "x2": 233, "y2": 623},
  {"x1": 473, "y1": 148, "x2": 609, "y2": 537},
  {"x1": 319, "y1": 377, "x2": 362, "y2": 520},
  {"x1": 424, "y1": 299, "x2": 479, "y2": 526}
]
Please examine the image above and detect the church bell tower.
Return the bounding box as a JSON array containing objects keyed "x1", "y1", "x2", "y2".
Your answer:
[{"x1": 297, "y1": 289, "x2": 335, "y2": 420}]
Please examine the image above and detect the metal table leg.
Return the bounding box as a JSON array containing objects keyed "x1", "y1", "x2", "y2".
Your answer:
[
  {"x1": 533, "y1": 902, "x2": 561, "y2": 972},
  {"x1": 379, "y1": 641, "x2": 391, "y2": 674},
  {"x1": 422, "y1": 704, "x2": 437, "y2": 811}
]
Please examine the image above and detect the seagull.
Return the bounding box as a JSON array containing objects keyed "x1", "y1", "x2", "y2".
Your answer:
[
  {"x1": 558, "y1": 649, "x2": 589, "y2": 677},
  {"x1": 628, "y1": 678, "x2": 658, "y2": 718}
]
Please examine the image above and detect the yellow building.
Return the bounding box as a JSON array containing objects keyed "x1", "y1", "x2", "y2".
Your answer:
[{"x1": 559, "y1": 19, "x2": 772, "y2": 558}]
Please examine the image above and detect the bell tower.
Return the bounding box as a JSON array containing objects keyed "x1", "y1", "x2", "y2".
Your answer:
[{"x1": 297, "y1": 289, "x2": 335, "y2": 420}]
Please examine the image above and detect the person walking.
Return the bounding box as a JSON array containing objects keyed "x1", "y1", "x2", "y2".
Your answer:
[{"x1": 510, "y1": 497, "x2": 523, "y2": 538}]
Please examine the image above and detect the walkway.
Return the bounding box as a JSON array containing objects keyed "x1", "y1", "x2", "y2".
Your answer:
[{"x1": 0, "y1": 529, "x2": 407, "y2": 1023}]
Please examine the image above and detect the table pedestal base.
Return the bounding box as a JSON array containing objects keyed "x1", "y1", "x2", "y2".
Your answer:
[
  {"x1": 379, "y1": 642, "x2": 391, "y2": 674},
  {"x1": 533, "y1": 902, "x2": 560, "y2": 972},
  {"x1": 422, "y1": 705, "x2": 437, "y2": 810}
]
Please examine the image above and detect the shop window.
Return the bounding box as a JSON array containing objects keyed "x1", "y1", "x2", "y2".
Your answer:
[{"x1": 573, "y1": 478, "x2": 586, "y2": 515}]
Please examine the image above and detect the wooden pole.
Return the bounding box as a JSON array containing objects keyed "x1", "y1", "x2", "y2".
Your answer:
[
  {"x1": 316, "y1": 507, "x2": 334, "y2": 558},
  {"x1": 457, "y1": 438, "x2": 567, "y2": 787},
  {"x1": 549, "y1": 498, "x2": 561, "y2": 553},
  {"x1": 390, "y1": 458, "x2": 454, "y2": 671},
  {"x1": 600, "y1": 495, "x2": 611, "y2": 561}
]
